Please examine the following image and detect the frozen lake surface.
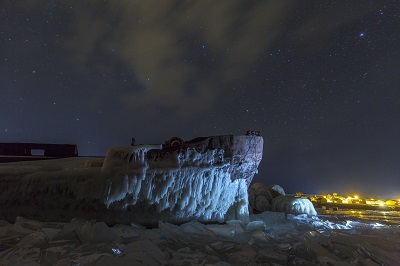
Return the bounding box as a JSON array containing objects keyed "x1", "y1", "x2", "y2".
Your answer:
[
  {"x1": 1, "y1": 210, "x2": 400, "y2": 265},
  {"x1": 1, "y1": 158, "x2": 399, "y2": 264},
  {"x1": 317, "y1": 208, "x2": 400, "y2": 226}
]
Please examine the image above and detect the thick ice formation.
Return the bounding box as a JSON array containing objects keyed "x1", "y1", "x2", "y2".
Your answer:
[
  {"x1": 248, "y1": 183, "x2": 317, "y2": 216},
  {"x1": 271, "y1": 195, "x2": 317, "y2": 216},
  {"x1": 2, "y1": 211, "x2": 400, "y2": 265},
  {"x1": 0, "y1": 134, "x2": 263, "y2": 225},
  {"x1": 99, "y1": 134, "x2": 263, "y2": 224},
  {"x1": 102, "y1": 152, "x2": 251, "y2": 223}
]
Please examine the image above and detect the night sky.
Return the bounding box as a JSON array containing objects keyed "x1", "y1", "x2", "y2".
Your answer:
[{"x1": 1, "y1": 1, "x2": 399, "y2": 197}]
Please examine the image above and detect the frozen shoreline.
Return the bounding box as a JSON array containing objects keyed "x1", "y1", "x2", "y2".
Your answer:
[{"x1": 1, "y1": 211, "x2": 400, "y2": 265}]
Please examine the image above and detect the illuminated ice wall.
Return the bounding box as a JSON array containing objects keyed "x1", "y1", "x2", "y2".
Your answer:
[
  {"x1": 0, "y1": 134, "x2": 263, "y2": 225},
  {"x1": 100, "y1": 134, "x2": 263, "y2": 224}
]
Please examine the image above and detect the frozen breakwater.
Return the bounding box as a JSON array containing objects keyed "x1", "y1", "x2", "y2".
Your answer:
[{"x1": 0, "y1": 134, "x2": 263, "y2": 225}]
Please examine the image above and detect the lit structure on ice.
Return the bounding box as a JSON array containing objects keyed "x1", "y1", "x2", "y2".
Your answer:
[{"x1": 0, "y1": 134, "x2": 263, "y2": 225}]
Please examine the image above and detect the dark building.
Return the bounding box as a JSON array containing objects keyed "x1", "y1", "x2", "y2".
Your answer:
[{"x1": 0, "y1": 143, "x2": 78, "y2": 163}]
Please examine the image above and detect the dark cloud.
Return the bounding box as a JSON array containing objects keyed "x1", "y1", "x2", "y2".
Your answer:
[
  {"x1": 66, "y1": 1, "x2": 292, "y2": 118},
  {"x1": 2, "y1": 1, "x2": 399, "y2": 196}
]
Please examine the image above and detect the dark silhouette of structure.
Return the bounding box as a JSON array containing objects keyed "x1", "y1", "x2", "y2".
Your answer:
[{"x1": 0, "y1": 143, "x2": 78, "y2": 163}]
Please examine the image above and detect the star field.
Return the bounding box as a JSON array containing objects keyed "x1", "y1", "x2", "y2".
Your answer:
[{"x1": 1, "y1": 1, "x2": 399, "y2": 197}]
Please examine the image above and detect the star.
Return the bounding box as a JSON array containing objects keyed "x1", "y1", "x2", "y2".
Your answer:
[{"x1": 1, "y1": 1, "x2": 399, "y2": 197}]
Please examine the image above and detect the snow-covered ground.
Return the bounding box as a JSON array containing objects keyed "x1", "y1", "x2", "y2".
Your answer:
[{"x1": 1, "y1": 211, "x2": 400, "y2": 265}]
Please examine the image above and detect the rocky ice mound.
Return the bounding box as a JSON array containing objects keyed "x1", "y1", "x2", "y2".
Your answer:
[
  {"x1": 271, "y1": 195, "x2": 317, "y2": 216},
  {"x1": 248, "y1": 183, "x2": 317, "y2": 216}
]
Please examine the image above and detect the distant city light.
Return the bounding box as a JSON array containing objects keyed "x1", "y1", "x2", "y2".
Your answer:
[{"x1": 306, "y1": 192, "x2": 400, "y2": 208}]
